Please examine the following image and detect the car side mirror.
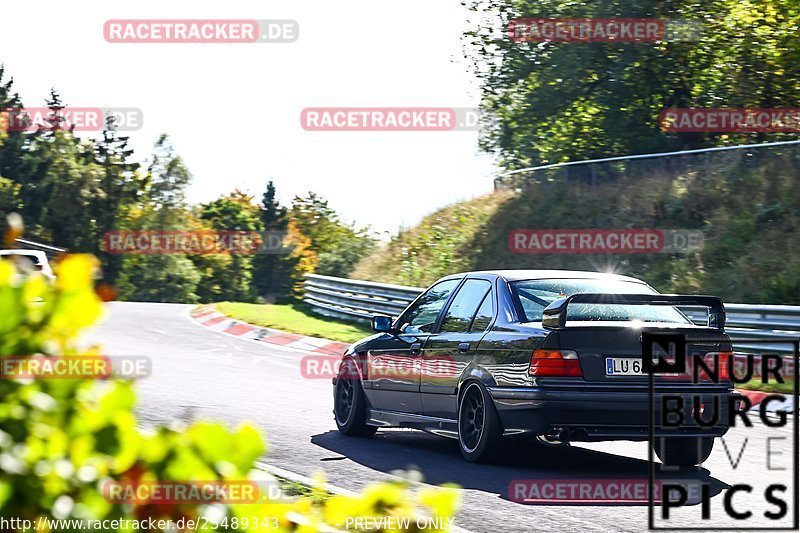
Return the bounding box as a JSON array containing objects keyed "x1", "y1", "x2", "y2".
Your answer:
[
  {"x1": 371, "y1": 315, "x2": 393, "y2": 333},
  {"x1": 541, "y1": 298, "x2": 568, "y2": 330}
]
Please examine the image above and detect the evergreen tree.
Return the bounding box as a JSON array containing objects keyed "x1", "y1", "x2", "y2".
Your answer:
[
  {"x1": 253, "y1": 180, "x2": 292, "y2": 301},
  {"x1": 93, "y1": 115, "x2": 141, "y2": 282},
  {"x1": 21, "y1": 90, "x2": 99, "y2": 249},
  {"x1": 0, "y1": 66, "x2": 34, "y2": 193}
]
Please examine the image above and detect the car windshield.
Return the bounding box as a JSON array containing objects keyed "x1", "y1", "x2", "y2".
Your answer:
[{"x1": 510, "y1": 278, "x2": 692, "y2": 324}]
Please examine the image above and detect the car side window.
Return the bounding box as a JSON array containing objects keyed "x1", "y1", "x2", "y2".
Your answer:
[
  {"x1": 401, "y1": 279, "x2": 460, "y2": 333},
  {"x1": 469, "y1": 291, "x2": 494, "y2": 332},
  {"x1": 440, "y1": 279, "x2": 491, "y2": 333}
]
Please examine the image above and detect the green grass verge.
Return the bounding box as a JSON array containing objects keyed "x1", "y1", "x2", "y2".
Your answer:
[
  {"x1": 213, "y1": 302, "x2": 373, "y2": 343},
  {"x1": 737, "y1": 378, "x2": 795, "y2": 394},
  {"x1": 275, "y1": 475, "x2": 331, "y2": 505}
]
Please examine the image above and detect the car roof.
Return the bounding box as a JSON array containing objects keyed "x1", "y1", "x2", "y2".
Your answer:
[{"x1": 451, "y1": 269, "x2": 645, "y2": 283}]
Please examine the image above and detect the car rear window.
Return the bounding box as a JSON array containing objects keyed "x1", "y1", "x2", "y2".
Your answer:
[{"x1": 510, "y1": 279, "x2": 692, "y2": 324}]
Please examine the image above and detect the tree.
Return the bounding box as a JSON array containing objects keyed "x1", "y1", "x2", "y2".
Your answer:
[
  {"x1": 0, "y1": 65, "x2": 36, "y2": 205},
  {"x1": 0, "y1": 65, "x2": 377, "y2": 305},
  {"x1": 134, "y1": 133, "x2": 193, "y2": 227},
  {"x1": 463, "y1": 0, "x2": 800, "y2": 169},
  {"x1": 116, "y1": 253, "x2": 202, "y2": 303},
  {"x1": 283, "y1": 218, "x2": 319, "y2": 298},
  {"x1": 92, "y1": 116, "x2": 142, "y2": 283},
  {"x1": 115, "y1": 135, "x2": 202, "y2": 303},
  {"x1": 195, "y1": 190, "x2": 264, "y2": 302},
  {"x1": 252, "y1": 180, "x2": 292, "y2": 301},
  {"x1": 290, "y1": 192, "x2": 375, "y2": 278},
  {"x1": 19, "y1": 91, "x2": 100, "y2": 250},
  {"x1": 0, "y1": 91, "x2": 22, "y2": 239},
  {"x1": 260, "y1": 180, "x2": 288, "y2": 230}
]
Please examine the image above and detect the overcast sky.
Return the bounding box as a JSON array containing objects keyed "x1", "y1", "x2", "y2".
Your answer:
[{"x1": 1, "y1": 0, "x2": 498, "y2": 234}]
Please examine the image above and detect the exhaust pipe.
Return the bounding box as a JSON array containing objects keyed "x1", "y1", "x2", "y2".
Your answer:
[{"x1": 536, "y1": 428, "x2": 570, "y2": 446}]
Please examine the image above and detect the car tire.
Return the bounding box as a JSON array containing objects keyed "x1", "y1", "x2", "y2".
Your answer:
[
  {"x1": 654, "y1": 437, "x2": 714, "y2": 467},
  {"x1": 334, "y1": 361, "x2": 378, "y2": 437},
  {"x1": 458, "y1": 381, "x2": 504, "y2": 463}
]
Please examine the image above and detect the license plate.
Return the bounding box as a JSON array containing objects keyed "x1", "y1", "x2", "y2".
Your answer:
[{"x1": 605, "y1": 357, "x2": 643, "y2": 376}]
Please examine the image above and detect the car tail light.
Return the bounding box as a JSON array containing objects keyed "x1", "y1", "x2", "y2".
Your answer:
[
  {"x1": 529, "y1": 349, "x2": 582, "y2": 378},
  {"x1": 699, "y1": 351, "x2": 732, "y2": 381}
]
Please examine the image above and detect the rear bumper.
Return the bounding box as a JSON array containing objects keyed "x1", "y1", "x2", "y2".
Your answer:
[{"x1": 487, "y1": 386, "x2": 736, "y2": 441}]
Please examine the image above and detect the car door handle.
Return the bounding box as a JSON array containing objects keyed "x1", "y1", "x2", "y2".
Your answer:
[
  {"x1": 458, "y1": 342, "x2": 471, "y2": 352},
  {"x1": 410, "y1": 342, "x2": 422, "y2": 354}
]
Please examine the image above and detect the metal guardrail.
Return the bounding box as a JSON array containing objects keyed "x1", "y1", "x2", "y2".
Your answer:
[
  {"x1": 304, "y1": 274, "x2": 423, "y2": 321},
  {"x1": 494, "y1": 139, "x2": 800, "y2": 189},
  {"x1": 303, "y1": 274, "x2": 800, "y2": 354}
]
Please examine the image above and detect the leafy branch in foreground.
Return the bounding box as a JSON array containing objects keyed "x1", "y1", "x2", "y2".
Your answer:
[{"x1": 0, "y1": 255, "x2": 459, "y2": 531}]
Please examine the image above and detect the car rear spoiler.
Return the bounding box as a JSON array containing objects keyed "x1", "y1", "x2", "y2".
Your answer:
[{"x1": 541, "y1": 293, "x2": 725, "y2": 330}]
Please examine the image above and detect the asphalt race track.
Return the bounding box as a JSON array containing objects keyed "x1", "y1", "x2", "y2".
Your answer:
[{"x1": 84, "y1": 302, "x2": 797, "y2": 533}]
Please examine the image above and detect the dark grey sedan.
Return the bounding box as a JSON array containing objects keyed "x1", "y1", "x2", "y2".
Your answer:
[{"x1": 332, "y1": 270, "x2": 735, "y2": 465}]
